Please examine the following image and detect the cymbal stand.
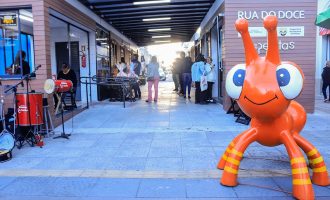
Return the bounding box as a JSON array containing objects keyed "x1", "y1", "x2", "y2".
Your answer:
[{"x1": 0, "y1": 81, "x2": 12, "y2": 137}]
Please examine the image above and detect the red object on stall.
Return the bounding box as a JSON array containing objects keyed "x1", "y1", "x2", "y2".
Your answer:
[
  {"x1": 81, "y1": 53, "x2": 86, "y2": 68},
  {"x1": 319, "y1": 27, "x2": 330, "y2": 36}
]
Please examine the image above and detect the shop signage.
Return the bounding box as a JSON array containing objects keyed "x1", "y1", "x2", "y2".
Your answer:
[
  {"x1": 237, "y1": 10, "x2": 305, "y2": 20},
  {"x1": 255, "y1": 40, "x2": 295, "y2": 54},
  {"x1": 239, "y1": 26, "x2": 304, "y2": 37},
  {"x1": 0, "y1": 15, "x2": 17, "y2": 26}
]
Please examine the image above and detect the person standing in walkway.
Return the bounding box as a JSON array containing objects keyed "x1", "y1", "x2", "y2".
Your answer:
[
  {"x1": 172, "y1": 58, "x2": 180, "y2": 91},
  {"x1": 116, "y1": 57, "x2": 127, "y2": 77},
  {"x1": 146, "y1": 56, "x2": 160, "y2": 103},
  {"x1": 191, "y1": 54, "x2": 206, "y2": 104},
  {"x1": 182, "y1": 56, "x2": 193, "y2": 99},
  {"x1": 131, "y1": 54, "x2": 142, "y2": 99},
  {"x1": 205, "y1": 57, "x2": 216, "y2": 102},
  {"x1": 322, "y1": 61, "x2": 330, "y2": 102},
  {"x1": 178, "y1": 51, "x2": 186, "y2": 96}
]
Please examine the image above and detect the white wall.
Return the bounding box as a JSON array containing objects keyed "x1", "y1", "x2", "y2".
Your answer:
[
  {"x1": 315, "y1": 0, "x2": 330, "y2": 96},
  {"x1": 50, "y1": 19, "x2": 97, "y2": 104}
]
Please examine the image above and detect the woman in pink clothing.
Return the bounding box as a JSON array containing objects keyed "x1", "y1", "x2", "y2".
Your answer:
[{"x1": 146, "y1": 56, "x2": 160, "y2": 103}]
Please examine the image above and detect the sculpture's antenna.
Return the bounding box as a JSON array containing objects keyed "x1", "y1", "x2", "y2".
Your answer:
[
  {"x1": 263, "y1": 15, "x2": 281, "y2": 65},
  {"x1": 235, "y1": 18, "x2": 258, "y2": 65}
]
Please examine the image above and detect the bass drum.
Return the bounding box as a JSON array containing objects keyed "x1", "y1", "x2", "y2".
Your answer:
[{"x1": 0, "y1": 131, "x2": 15, "y2": 162}]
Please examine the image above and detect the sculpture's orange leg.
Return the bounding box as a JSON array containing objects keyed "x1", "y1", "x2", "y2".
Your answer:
[
  {"x1": 217, "y1": 132, "x2": 245, "y2": 170},
  {"x1": 293, "y1": 134, "x2": 329, "y2": 186},
  {"x1": 281, "y1": 132, "x2": 314, "y2": 200},
  {"x1": 220, "y1": 128, "x2": 257, "y2": 186}
]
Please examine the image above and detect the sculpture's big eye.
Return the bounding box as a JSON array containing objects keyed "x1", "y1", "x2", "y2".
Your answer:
[
  {"x1": 276, "y1": 63, "x2": 303, "y2": 99},
  {"x1": 226, "y1": 64, "x2": 246, "y2": 99}
]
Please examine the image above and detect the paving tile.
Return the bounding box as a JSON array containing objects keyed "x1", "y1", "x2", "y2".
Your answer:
[
  {"x1": 33, "y1": 157, "x2": 77, "y2": 170},
  {"x1": 148, "y1": 146, "x2": 182, "y2": 158},
  {"x1": 182, "y1": 147, "x2": 216, "y2": 158},
  {"x1": 88, "y1": 178, "x2": 140, "y2": 197},
  {"x1": 0, "y1": 157, "x2": 45, "y2": 169},
  {"x1": 0, "y1": 177, "x2": 17, "y2": 190},
  {"x1": 145, "y1": 157, "x2": 183, "y2": 170},
  {"x1": 69, "y1": 157, "x2": 109, "y2": 170},
  {"x1": 137, "y1": 179, "x2": 186, "y2": 198},
  {"x1": 103, "y1": 157, "x2": 146, "y2": 170},
  {"x1": 186, "y1": 179, "x2": 237, "y2": 198},
  {"x1": 240, "y1": 157, "x2": 291, "y2": 170},
  {"x1": 114, "y1": 145, "x2": 150, "y2": 157},
  {"x1": 49, "y1": 177, "x2": 98, "y2": 197},
  {"x1": 0, "y1": 177, "x2": 57, "y2": 196},
  {"x1": 183, "y1": 157, "x2": 217, "y2": 170},
  {"x1": 234, "y1": 177, "x2": 288, "y2": 197},
  {"x1": 272, "y1": 176, "x2": 330, "y2": 197}
]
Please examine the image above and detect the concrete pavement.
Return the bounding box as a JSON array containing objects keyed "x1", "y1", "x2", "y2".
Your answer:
[{"x1": 0, "y1": 81, "x2": 329, "y2": 199}]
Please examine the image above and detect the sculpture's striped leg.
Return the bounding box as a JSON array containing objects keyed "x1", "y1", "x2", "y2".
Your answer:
[
  {"x1": 281, "y1": 132, "x2": 314, "y2": 200},
  {"x1": 217, "y1": 133, "x2": 244, "y2": 170},
  {"x1": 293, "y1": 134, "x2": 329, "y2": 186},
  {"x1": 220, "y1": 128, "x2": 257, "y2": 186}
]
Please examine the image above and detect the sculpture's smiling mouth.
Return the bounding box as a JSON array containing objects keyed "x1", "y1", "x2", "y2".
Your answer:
[{"x1": 244, "y1": 95, "x2": 278, "y2": 105}]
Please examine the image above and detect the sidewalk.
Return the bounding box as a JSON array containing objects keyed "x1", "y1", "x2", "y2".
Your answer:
[{"x1": 0, "y1": 81, "x2": 329, "y2": 200}]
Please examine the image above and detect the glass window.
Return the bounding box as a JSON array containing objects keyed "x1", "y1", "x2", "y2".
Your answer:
[
  {"x1": 96, "y1": 27, "x2": 110, "y2": 77},
  {"x1": 0, "y1": 9, "x2": 34, "y2": 78}
]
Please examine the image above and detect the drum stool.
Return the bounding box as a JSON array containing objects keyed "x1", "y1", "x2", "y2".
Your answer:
[{"x1": 40, "y1": 98, "x2": 54, "y2": 137}]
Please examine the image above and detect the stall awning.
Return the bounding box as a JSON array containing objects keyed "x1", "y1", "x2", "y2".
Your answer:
[{"x1": 315, "y1": 8, "x2": 330, "y2": 29}]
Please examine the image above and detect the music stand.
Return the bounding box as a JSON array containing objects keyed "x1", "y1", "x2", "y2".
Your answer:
[{"x1": 53, "y1": 92, "x2": 70, "y2": 140}]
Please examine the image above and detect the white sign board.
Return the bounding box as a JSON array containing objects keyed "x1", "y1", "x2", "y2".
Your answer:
[{"x1": 238, "y1": 26, "x2": 304, "y2": 37}]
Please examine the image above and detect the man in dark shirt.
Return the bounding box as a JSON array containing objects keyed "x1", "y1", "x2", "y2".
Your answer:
[
  {"x1": 13, "y1": 51, "x2": 30, "y2": 76},
  {"x1": 322, "y1": 61, "x2": 330, "y2": 102},
  {"x1": 55, "y1": 63, "x2": 78, "y2": 109}
]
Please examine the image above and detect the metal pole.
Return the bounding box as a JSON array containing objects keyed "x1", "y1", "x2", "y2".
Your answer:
[{"x1": 85, "y1": 79, "x2": 89, "y2": 109}]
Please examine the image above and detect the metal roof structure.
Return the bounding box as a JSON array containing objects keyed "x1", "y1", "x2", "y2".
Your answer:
[{"x1": 79, "y1": 0, "x2": 215, "y2": 46}]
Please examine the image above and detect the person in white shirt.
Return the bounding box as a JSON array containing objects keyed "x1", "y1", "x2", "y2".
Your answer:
[
  {"x1": 116, "y1": 58, "x2": 127, "y2": 77},
  {"x1": 205, "y1": 57, "x2": 216, "y2": 102}
]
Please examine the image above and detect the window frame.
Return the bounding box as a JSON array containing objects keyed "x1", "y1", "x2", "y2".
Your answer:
[{"x1": 0, "y1": 8, "x2": 35, "y2": 79}]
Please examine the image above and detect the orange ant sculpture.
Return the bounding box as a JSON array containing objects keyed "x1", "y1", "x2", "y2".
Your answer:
[{"x1": 219, "y1": 15, "x2": 329, "y2": 200}]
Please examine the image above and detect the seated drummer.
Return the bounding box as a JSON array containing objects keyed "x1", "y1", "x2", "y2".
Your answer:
[{"x1": 55, "y1": 63, "x2": 78, "y2": 109}]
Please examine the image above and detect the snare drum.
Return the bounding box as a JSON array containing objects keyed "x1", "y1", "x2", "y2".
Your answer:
[
  {"x1": 44, "y1": 79, "x2": 73, "y2": 94},
  {"x1": 16, "y1": 93, "x2": 43, "y2": 126},
  {"x1": 0, "y1": 132, "x2": 15, "y2": 162}
]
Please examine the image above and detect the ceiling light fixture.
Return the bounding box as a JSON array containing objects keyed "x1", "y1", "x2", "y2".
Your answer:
[
  {"x1": 152, "y1": 35, "x2": 171, "y2": 38},
  {"x1": 154, "y1": 40, "x2": 171, "y2": 43},
  {"x1": 143, "y1": 17, "x2": 171, "y2": 22},
  {"x1": 133, "y1": 0, "x2": 170, "y2": 5},
  {"x1": 148, "y1": 28, "x2": 171, "y2": 32}
]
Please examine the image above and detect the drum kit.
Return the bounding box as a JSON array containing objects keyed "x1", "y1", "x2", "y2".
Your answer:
[{"x1": 0, "y1": 65, "x2": 74, "y2": 162}]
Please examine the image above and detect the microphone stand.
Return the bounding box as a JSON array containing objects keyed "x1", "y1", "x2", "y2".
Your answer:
[
  {"x1": 13, "y1": 65, "x2": 41, "y2": 148},
  {"x1": 53, "y1": 91, "x2": 70, "y2": 140}
]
